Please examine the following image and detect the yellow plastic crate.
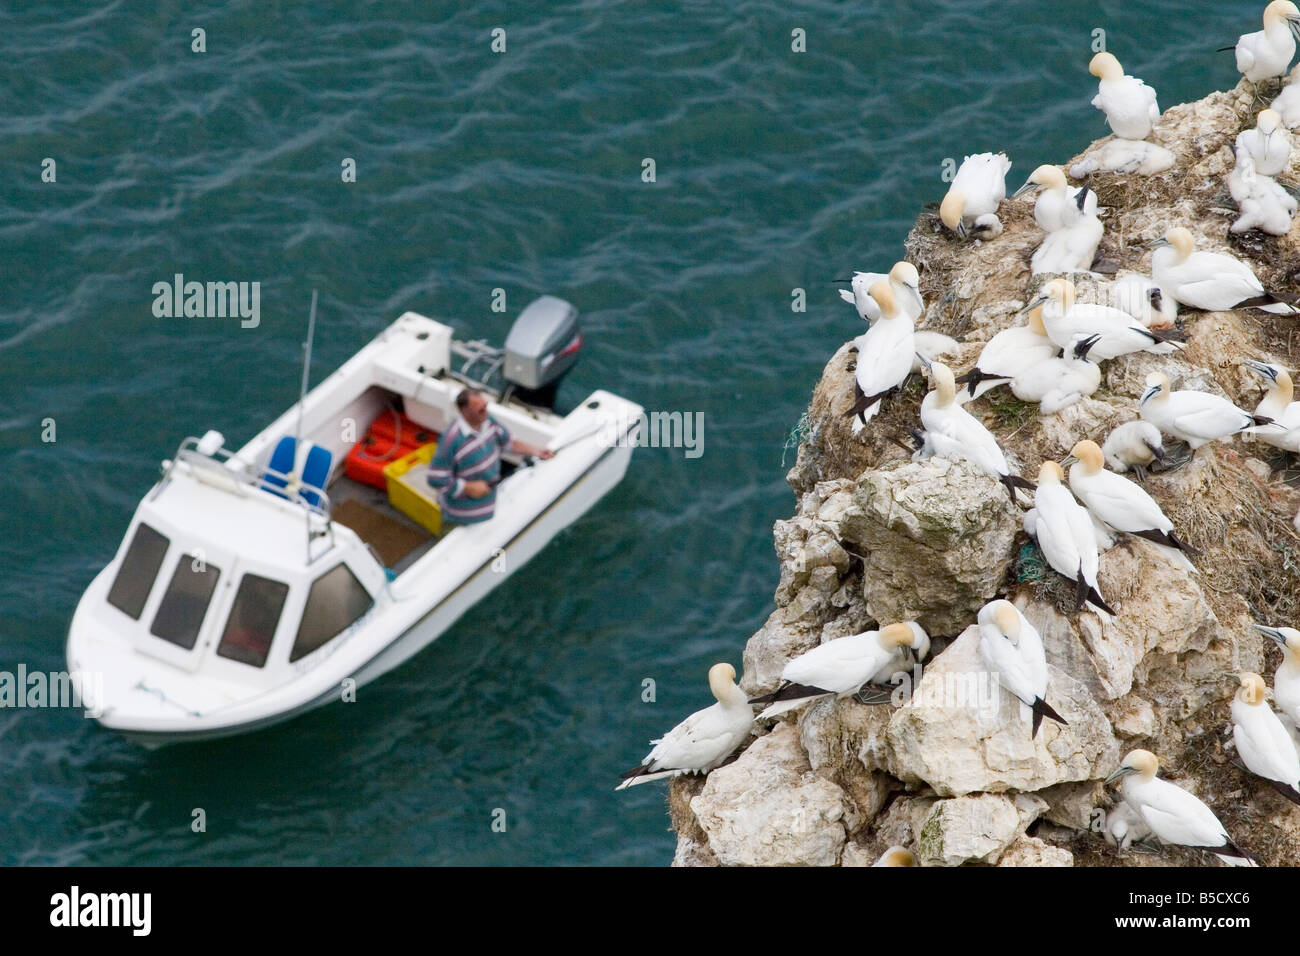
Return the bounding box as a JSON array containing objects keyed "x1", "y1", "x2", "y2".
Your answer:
[{"x1": 383, "y1": 443, "x2": 442, "y2": 536}]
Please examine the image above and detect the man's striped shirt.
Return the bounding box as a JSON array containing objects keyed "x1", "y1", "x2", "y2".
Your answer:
[{"x1": 426, "y1": 414, "x2": 512, "y2": 524}]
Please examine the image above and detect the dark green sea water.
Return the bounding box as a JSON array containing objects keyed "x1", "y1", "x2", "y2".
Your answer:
[{"x1": 0, "y1": 1, "x2": 1261, "y2": 864}]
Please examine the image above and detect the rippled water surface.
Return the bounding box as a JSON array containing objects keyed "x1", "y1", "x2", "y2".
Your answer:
[{"x1": 0, "y1": 0, "x2": 1259, "y2": 864}]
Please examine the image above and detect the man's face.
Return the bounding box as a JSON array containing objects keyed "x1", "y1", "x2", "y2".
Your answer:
[{"x1": 463, "y1": 393, "x2": 489, "y2": 428}]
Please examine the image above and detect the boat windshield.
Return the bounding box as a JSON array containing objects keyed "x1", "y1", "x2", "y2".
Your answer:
[
  {"x1": 150, "y1": 555, "x2": 221, "y2": 650},
  {"x1": 216, "y1": 574, "x2": 290, "y2": 668},
  {"x1": 106, "y1": 523, "x2": 170, "y2": 620}
]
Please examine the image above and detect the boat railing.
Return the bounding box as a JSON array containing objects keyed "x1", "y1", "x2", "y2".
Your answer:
[{"x1": 151, "y1": 436, "x2": 336, "y2": 563}]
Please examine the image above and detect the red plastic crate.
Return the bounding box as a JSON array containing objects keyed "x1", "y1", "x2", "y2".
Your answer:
[{"x1": 370, "y1": 409, "x2": 436, "y2": 450}]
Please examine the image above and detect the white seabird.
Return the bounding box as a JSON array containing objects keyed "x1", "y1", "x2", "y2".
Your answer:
[
  {"x1": 617, "y1": 662, "x2": 753, "y2": 790},
  {"x1": 1245, "y1": 360, "x2": 1300, "y2": 452},
  {"x1": 1069, "y1": 138, "x2": 1174, "y2": 178},
  {"x1": 837, "y1": 261, "x2": 925, "y2": 323},
  {"x1": 1254, "y1": 623, "x2": 1300, "y2": 727},
  {"x1": 1064, "y1": 439, "x2": 1195, "y2": 571},
  {"x1": 940, "y1": 152, "x2": 1011, "y2": 239},
  {"x1": 955, "y1": 304, "x2": 1059, "y2": 401},
  {"x1": 1109, "y1": 272, "x2": 1177, "y2": 329},
  {"x1": 1012, "y1": 165, "x2": 1098, "y2": 232},
  {"x1": 872, "y1": 846, "x2": 917, "y2": 867},
  {"x1": 1105, "y1": 749, "x2": 1256, "y2": 866},
  {"x1": 1105, "y1": 802, "x2": 1155, "y2": 853},
  {"x1": 845, "y1": 281, "x2": 915, "y2": 432},
  {"x1": 1025, "y1": 278, "x2": 1184, "y2": 361},
  {"x1": 1152, "y1": 226, "x2": 1300, "y2": 314},
  {"x1": 1231, "y1": 671, "x2": 1300, "y2": 805},
  {"x1": 1273, "y1": 63, "x2": 1300, "y2": 127},
  {"x1": 1027, "y1": 460, "x2": 1115, "y2": 615},
  {"x1": 1238, "y1": 108, "x2": 1293, "y2": 175},
  {"x1": 1101, "y1": 420, "x2": 1167, "y2": 479},
  {"x1": 976, "y1": 599, "x2": 1065, "y2": 736},
  {"x1": 1227, "y1": 148, "x2": 1297, "y2": 236},
  {"x1": 1031, "y1": 213, "x2": 1104, "y2": 276},
  {"x1": 1006, "y1": 333, "x2": 1102, "y2": 414},
  {"x1": 918, "y1": 361, "x2": 1036, "y2": 503},
  {"x1": 1139, "y1": 371, "x2": 1267, "y2": 450},
  {"x1": 1088, "y1": 52, "x2": 1161, "y2": 141},
  {"x1": 1233, "y1": 0, "x2": 1300, "y2": 84},
  {"x1": 748, "y1": 622, "x2": 925, "y2": 721},
  {"x1": 912, "y1": 330, "x2": 961, "y2": 374}
]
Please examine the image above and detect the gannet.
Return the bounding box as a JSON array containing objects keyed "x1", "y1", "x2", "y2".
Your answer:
[
  {"x1": 1139, "y1": 371, "x2": 1268, "y2": 449},
  {"x1": 1238, "y1": 109, "x2": 1293, "y2": 175},
  {"x1": 1025, "y1": 278, "x2": 1184, "y2": 361},
  {"x1": 1109, "y1": 273, "x2": 1178, "y2": 329},
  {"x1": 1105, "y1": 802, "x2": 1154, "y2": 852},
  {"x1": 1012, "y1": 165, "x2": 1098, "y2": 232},
  {"x1": 617, "y1": 662, "x2": 753, "y2": 789},
  {"x1": 1069, "y1": 139, "x2": 1174, "y2": 178},
  {"x1": 1101, "y1": 420, "x2": 1167, "y2": 479},
  {"x1": 837, "y1": 261, "x2": 925, "y2": 323},
  {"x1": 940, "y1": 153, "x2": 1011, "y2": 239},
  {"x1": 873, "y1": 846, "x2": 917, "y2": 867},
  {"x1": 1273, "y1": 63, "x2": 1300, "y2": 127},
  {"x1": 1245, "y1": 360, "x2": 1300, "y2": 451},
  {"x1": 1231, "y1": 671, "x2": 1300, "y2": 804},
  {"x1": 1233, "y1": 0, "x2": 1300, "y2": 84},
  {"x1": 748, "y1": 622, "x2": 924, "y2": 721},
  {"x1": 1028, "y1": 460, "x2": 1115, "y2": 615},
  {"x1": 1064, "y1": 440, "x2": 1195, "y2": 570},
  {"x1": 1152, "y1": 226, "x2": 1300, "y2": 314},
  {"x1": 1031, "y1": 213, "x2": 1104, "y2": 276},
  {"x1": 1227, "y1": 148, "x2": 1297, "y2": 236},
  {"x1": 844, "y1": 281, "x2": 915, "y2": 432},
  {"x1": 977, "y1": 599, "x2": 1065, "y2": 736},
  {"x1": 1105, "y1": 749, "x2": 1256, "y2": 866},
  {"x1": 1006, "y1": 333, "x2": 1102, "y2": 414},
  {"x1": 1088, "y1": 52, "x2": 1161, "y2": 141},
  {"x1": 1254, "y1": 624, "x2": 1300, "y2": 726},
  {"x1": 955, "y1": 305, "x2": 1059, "y2": 400},
  {"x1": 919, "y1": 361, "x2": 1036, "y2": 502}
]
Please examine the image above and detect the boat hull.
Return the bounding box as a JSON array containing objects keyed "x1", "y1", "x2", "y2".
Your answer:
[{"x1": 98, "y1": 438, "x2": 634, "y2": 748}]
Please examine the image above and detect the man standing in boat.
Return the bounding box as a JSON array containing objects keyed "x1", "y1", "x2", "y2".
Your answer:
[{"x1": 426, "y1": 388, "x2": 554, "y2": 527}]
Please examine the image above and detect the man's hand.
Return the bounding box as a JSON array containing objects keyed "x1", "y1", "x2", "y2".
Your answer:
[
  {"x1": 510, "y1": 438, "x2": 554, "y2": 460},
  {"x1": 464, "y1": 480, "x2": 492, "y2": 499}
]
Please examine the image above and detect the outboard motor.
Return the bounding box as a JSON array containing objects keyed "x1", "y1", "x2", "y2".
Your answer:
[{"x1": 502, "y1": 296, "x2": 583, "y2": 409}]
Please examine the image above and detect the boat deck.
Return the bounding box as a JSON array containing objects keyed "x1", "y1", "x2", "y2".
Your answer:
[{"x1": 328, "y1": 474, "x2": 438, "y2": 575}]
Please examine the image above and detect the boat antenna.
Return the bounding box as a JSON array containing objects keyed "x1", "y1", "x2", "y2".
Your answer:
[{"x1": 295, "y1": 289, "x2": 318, "y2": 457}]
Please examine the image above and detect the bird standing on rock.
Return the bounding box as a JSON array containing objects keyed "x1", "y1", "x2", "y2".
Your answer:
[
  {"x1": 1063, "y1": 439, "x2": 1196, "y2": 571},
  {"x1": 616, "y1": 663, "x2": 753, "y2": 790},
  {"x1": 1232, "y1": 0, "x2": 1300, "y2": 85},
  {"x1": 1139, "y1": 371, "x2": 1269, "y2": 451},
  {"x1": 976, "y1": 599, "x2": 1065, "y2": 736},
  {"x1": 940, "y1": 152, "x2": 1011, "y2": 239},
  {"x1": 1106, "y1": 749, "x2": 1257, "y2": 866},
  {"x1": 1229, "y1": 671, "x2": 1300, "y2": 805},
  {"x1": 1151, "y1": 227, "x2": 1300, "y2": 314},
  {"x1": 1088, "y1": 52, "x2": 1161, "y2": 140},
  {"x1": 917, "y1": 362, "x2": 1036, "y2": 503},
  {"x1": 845, "y1": 281, "x2": 915, "y2": 433},
  {"x1": 1025, "y1": 460, "x2": 1115, "y2": 615}
]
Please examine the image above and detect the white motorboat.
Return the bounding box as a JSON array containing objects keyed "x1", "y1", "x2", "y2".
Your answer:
[{"x1": 66, "y1": 297, "x2": 642, "y2": 746}]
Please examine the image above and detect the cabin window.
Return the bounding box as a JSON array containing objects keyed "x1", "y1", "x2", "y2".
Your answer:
[
  {"x1": 107, "y1": 523, "x2": 170, "y2": 620},
  {"x1": 290, "y1": 563, "x2": 373, "y2": 663},
  {"x1": 216, "y1": 574, "x2": 289, "y2": 668},
  {"x1": 150, "y1": 555, "x2": 222, "y2": 650}
]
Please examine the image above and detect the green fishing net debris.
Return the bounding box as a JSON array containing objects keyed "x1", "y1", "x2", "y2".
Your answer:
[{"x1": 1014, "y1": 542, "x2": 1046, "y2": 582}]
